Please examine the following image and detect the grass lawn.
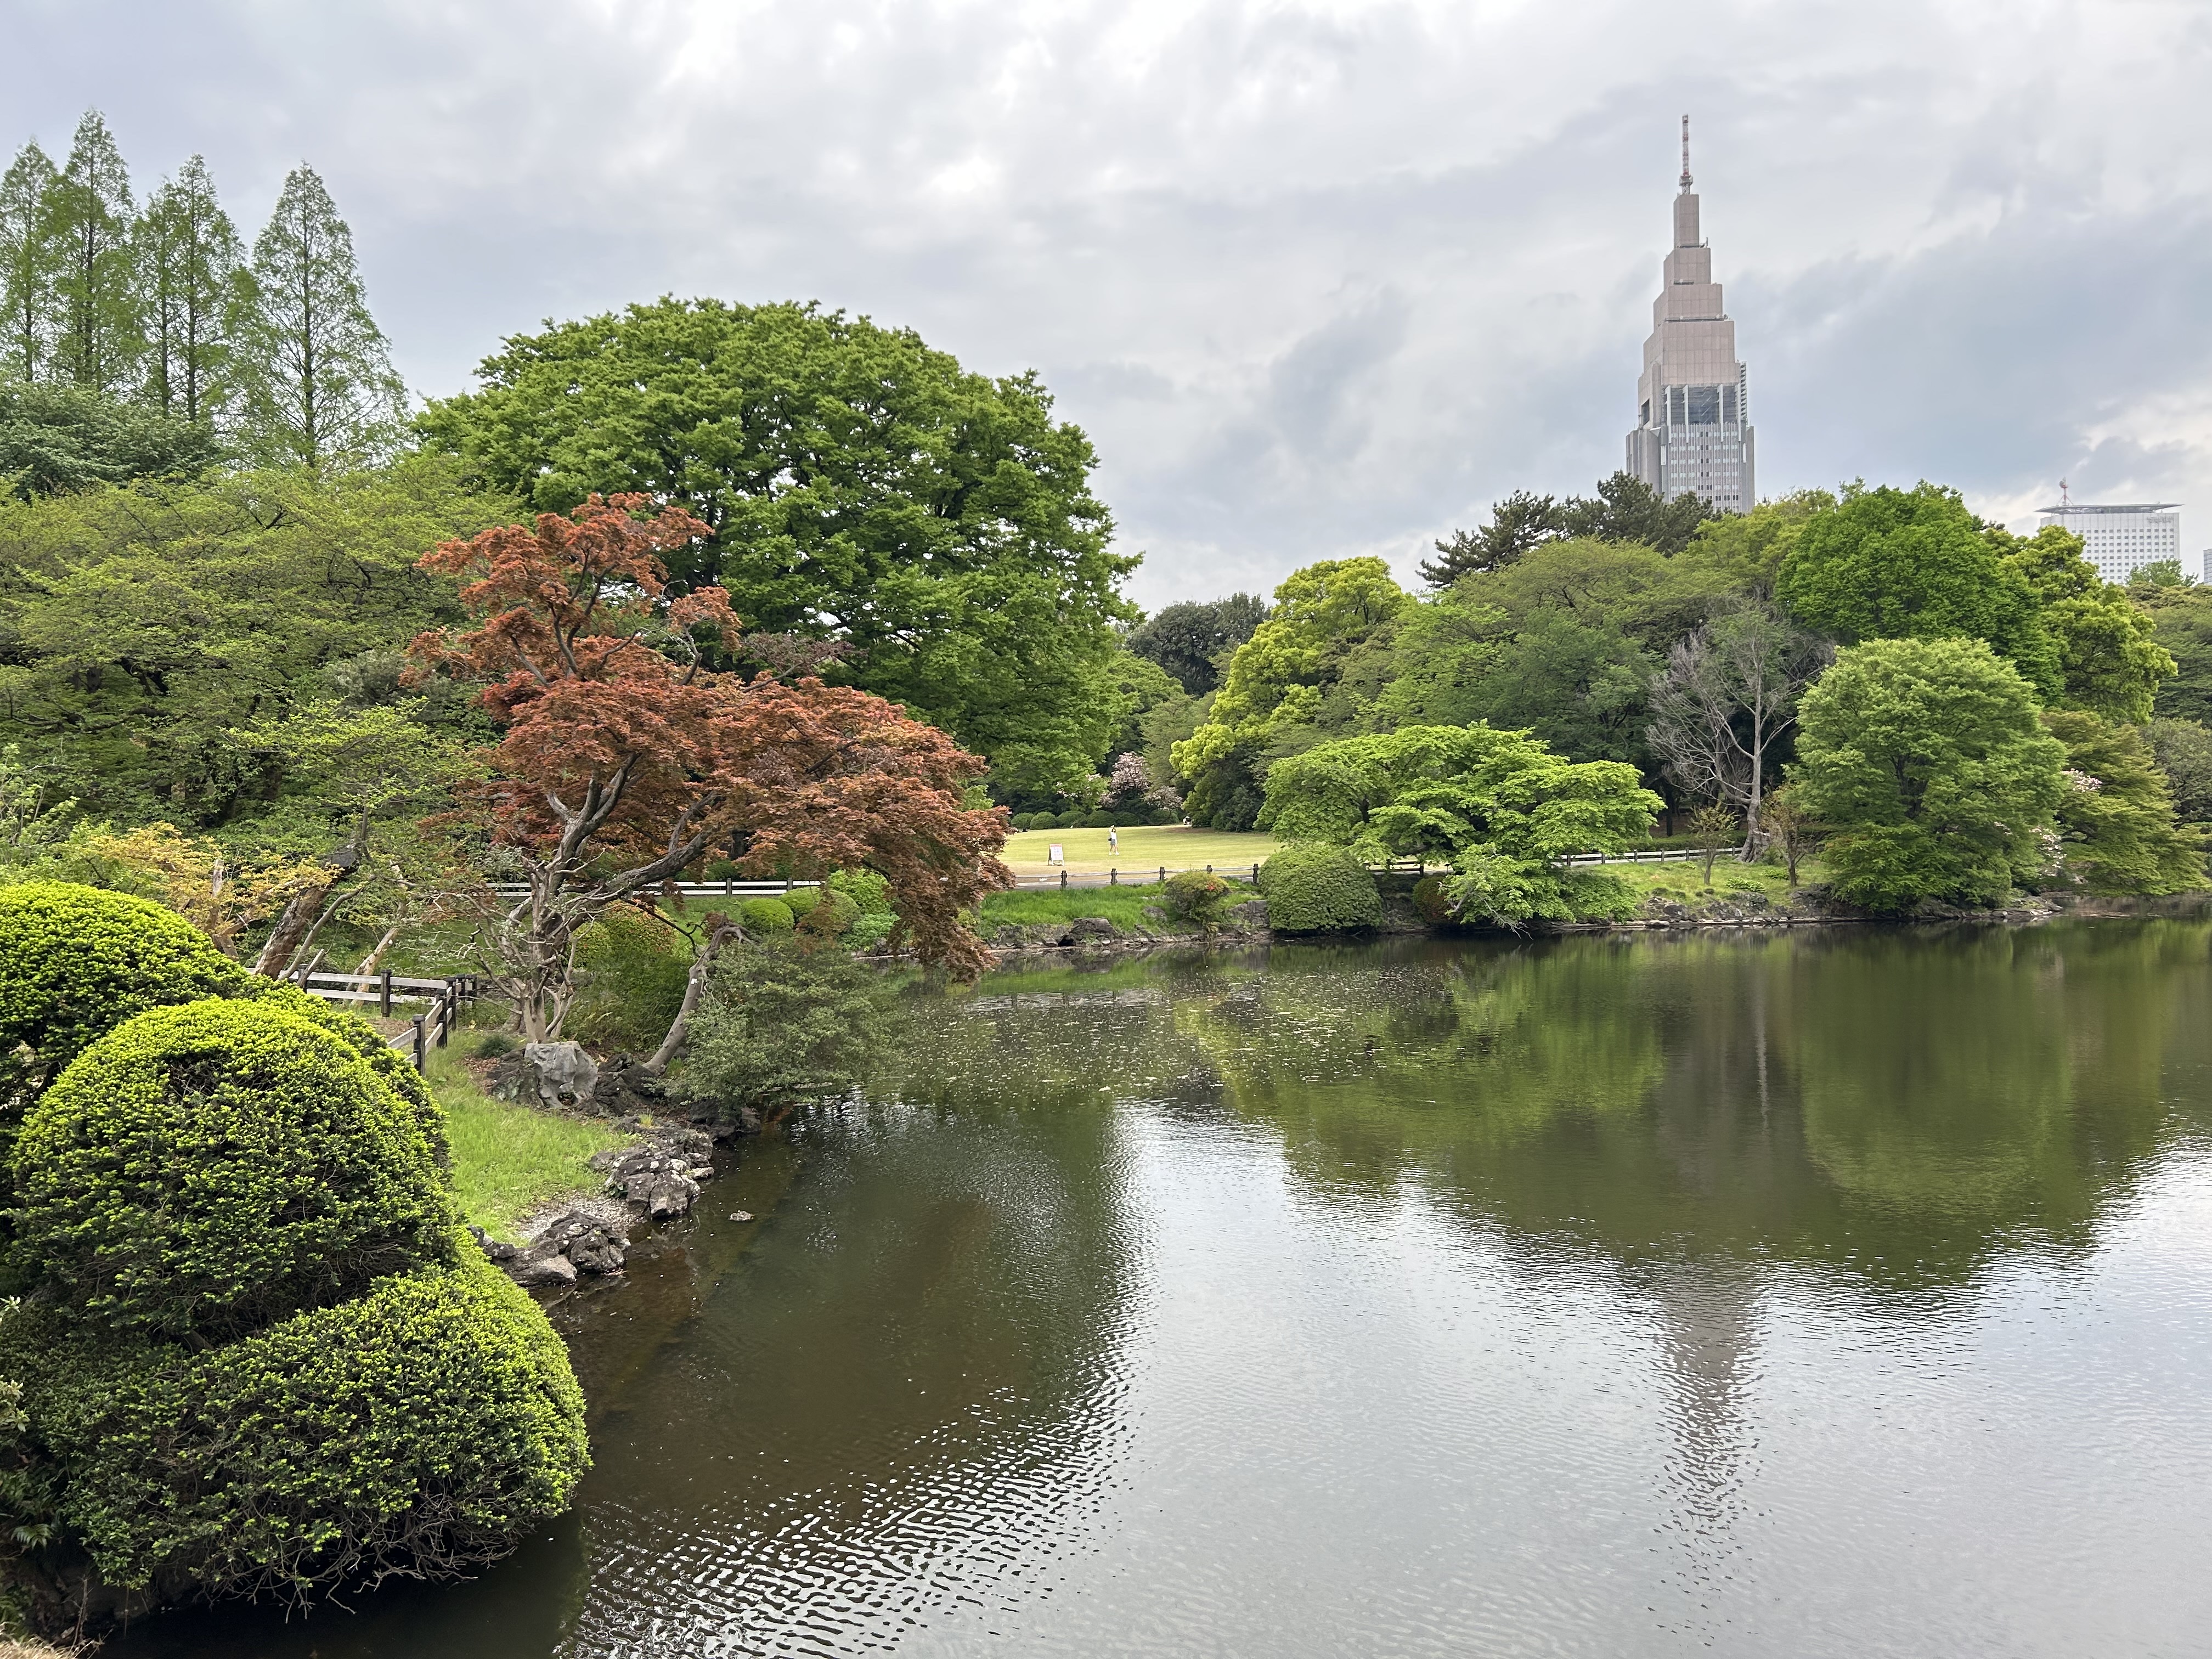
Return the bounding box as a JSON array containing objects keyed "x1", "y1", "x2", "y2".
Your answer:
[
  {"x1": 427, "y1": 1046, "x2": 628, "y2": 1241},
  {"x1": 978, "y1": 879, "x2": 1261, "y2": 932},
  {"x1": 1003, "y1": 823, "x2": 1279, "y2": 877},
  {"x1": 1602, "y1": 855, "x2": 1827, "y2": 905}
]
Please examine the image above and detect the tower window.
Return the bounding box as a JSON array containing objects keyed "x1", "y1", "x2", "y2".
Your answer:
[{"x1": 1686, "y1": 386, "x2": 1720, "y2": 425}]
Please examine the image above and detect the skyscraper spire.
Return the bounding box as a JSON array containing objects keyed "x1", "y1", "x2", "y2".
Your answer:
[{"x1": 1628, "y1": 120, "x2": 1754, "y2": 514}]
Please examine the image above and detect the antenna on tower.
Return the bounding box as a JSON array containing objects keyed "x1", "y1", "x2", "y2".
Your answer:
[
  {"x1": 2060, "y1": 478, "x2": 2071, "y2": 509},
  {"x1": 1680, "y1": 115, "x2": 1692, "y2": 192}
]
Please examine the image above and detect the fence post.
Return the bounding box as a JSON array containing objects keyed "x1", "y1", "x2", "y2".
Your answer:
[
  {"x1": 411, "y1": 1016, "x2": 426, "y2": 1071},
  {"x1": 1252, "y1": 862, "x2": 1260, "y2": 883},
  {"x1": 1159, "y1": 866, "x2": 1166, "y2": 885},
  {"x1": 380, "y1": 968, "x2": 393, "y2": 1018},
  {"x1": 1110, "y1": 868, "x2": 1118, "y2": 886},
  {"x1": 437, "y1": 984, "x2": 454, "y2": 1047},
  {"x1": 1060, "y1": 870, "x2": 1068, "y2": 890}
]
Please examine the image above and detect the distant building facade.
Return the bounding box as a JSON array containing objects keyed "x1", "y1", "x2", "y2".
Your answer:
[
  {"x1": 1626, "y1": 121, "x2": 1754, "y2": 514},
  {"x1": 2036, "y1": 500, "x2": 2183, "y2": 583}
]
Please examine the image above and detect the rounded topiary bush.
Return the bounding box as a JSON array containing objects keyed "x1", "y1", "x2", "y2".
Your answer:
[
  {"x1": 0, "y1": 881, "x2": 250, "y2": 1104},
  {"x1": 13, "y1": 1000, "x2": 458, "y2": 1342},
  {"x1": 1163, "y1": 869, "x2": 1233, "y2": 931},
  {"x1": 1412, "y1": 874, "x2": 1455, "y2": 924},
  {"x1": 9, "y1": 1252, "x2": 589, "y2": 1601},
  {"x1": 1257, "y1": 844, "x2": 1382, "y2": 933},
  {"x1": 738, "y1": 896, "x2": 795, "y2": 933}
]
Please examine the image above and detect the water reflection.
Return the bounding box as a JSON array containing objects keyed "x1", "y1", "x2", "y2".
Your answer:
[{"x1": 105, "y1": 919, "x2": 2212, "y2": 1657}]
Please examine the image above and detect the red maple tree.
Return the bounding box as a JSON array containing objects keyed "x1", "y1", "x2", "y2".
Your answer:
[{"x1": 409, "y1": 494, "x2": 1009, "y2": 1038}]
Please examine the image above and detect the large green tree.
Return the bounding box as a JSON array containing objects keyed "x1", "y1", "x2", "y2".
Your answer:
[
  {"x1": 419, "y1": 297, "x2": 1136, "y2": 798},
  {"x1": 1172, "y1": 557, "x2": 1408, "y2": 827},
  {"x1": 1421, "y1": 471, "x2": 1712, "y2": 586},
  {"x1": 0, "y1": 380, "x2": 217, "y2": 497},
  {"x1": 1994, "y1": 523, "x2": 2171, "y2": 721},
  {"x1": 1259, "y1": 723, "x2": 1660, "y2": 926},
  {"x1": 1778, "y1": 483, "x2": 2058, "y2": 693},
  {"x1": 138, "y1": 156, "x2": 242, "y2": 426},
  {"x1": 1126, "y1": 592, "x2": 1267, "y2": 696},
  {"x1": 0, "y1": 140, "x2": 60, "y2": 381},
  {"x1": 1791, "y1": 637, "x2": 2067, "y2": 910},
  {"x1": 44, "y1": 112, "x2": 140, "y2": 397},
  {"x1": 233, "y1": 165, "x2": 404, "y2": 471},
  {"x1": 2041, "y1": 709, "x2": 2204, "y2": 894},
  {"x1": 0, "y1": 458, "x2": 507, "y2": 823}
]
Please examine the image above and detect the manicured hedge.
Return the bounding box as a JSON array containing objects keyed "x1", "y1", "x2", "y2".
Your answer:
[
  {"x1": 13, "y1": 1001, "x2": 458, "y2": 1342},
  {"x1": 1257, "y1": 844, "x2": 1381, "y2": 933},
  {"x1": 0, "y1": 881, "x2": 250, "y2": 1107},
  {"x1": 737, "y1": 896, "x2": 795, "y2": 933},
  {"x1": 0, "y1": 882, "x2": 444, "y2": 1157},
  {"x1": 0, "y1": 887, "x2": 589, "y2": 1612},
  {"x1": 8, "y1": 1252, "x2": 589, "y2": 1600}
]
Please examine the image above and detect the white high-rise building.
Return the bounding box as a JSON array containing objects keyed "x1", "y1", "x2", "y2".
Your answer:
[
  {"x1": 1626, "y1": 120, "x2": 1754, "y2": 514},
  {"x1": 2036, "y1": 498, "x2": 2183, "y2": 583}
]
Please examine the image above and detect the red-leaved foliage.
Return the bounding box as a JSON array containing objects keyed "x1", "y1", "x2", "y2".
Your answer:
[{"x1": 410, "y1": 494, "x2": 1009, "y2": 975}]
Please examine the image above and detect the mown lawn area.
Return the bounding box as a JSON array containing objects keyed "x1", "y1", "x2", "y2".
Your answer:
[
  {"x1": 427, "y1": 1047, "x2": 628, "y2": 1241},
  {"x1": 1601, "y1": 855, "x2": 1827, "y2": 904},
  {"x1": 1002, "y1": 823, "x2": 1278, "y2": 876},
  {"x1": 978, "y1": 878, "x2": 1260, "y2": 932}
]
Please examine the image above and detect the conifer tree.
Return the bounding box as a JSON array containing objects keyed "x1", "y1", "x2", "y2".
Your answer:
[
  {"x1": 43, "y1": 111, "x2": 140, "y2": 394},
  {"x1": 233, "y1": 165, "x2": 403, "y2": 470},
  {"x1": 0, "y1": 140, "x2": 60, "y2": 381},
  {"x1": 138, "y1": 156, "x2": 241, "y2": 424}
]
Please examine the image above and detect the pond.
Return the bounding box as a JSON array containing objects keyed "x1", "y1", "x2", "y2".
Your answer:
[{"x1": 115, "y1": 922, "x2": 2212, "y2": 1657}]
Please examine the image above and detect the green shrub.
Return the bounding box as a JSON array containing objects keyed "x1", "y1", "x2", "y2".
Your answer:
[
  {"x1": 738, "y1": 896, "x2": 795, "y2": 933},
  {"x1": 0, "y1": 882, "x2": 443, "y2": 1160},
  {"x1": 0, "y1": 881, "x2": 250, "y2": 1106},
  {"x1": 567, "y1": 909, "x2": 691, "y2": 1053},
  {"x1": 1006, "y1": 812, "x2": 1033, "y2": 832},
  {"x1": 682, "y1": 935, "x2": 893, "y2": 1120},
  {"x1": 13, "y1": 1001, "x2": 458, "y2": 1341},
  {"x1": 1162, "y1": 869, "x2": 1233, "y2": 932},
  {"x1": 828, "y1": 867, "x2": 897, "y2": 951},
  {"x1": 1412, "y1": 874, "x2": 1455, "y2": 923},
  {"x1": 1079, "y1": 812, "x2": 1111, "y2": 829},
  {"x1": 786, "y1": 885, "x2": 861, "y2": 938},
  {"x1": 473, "y1": 1031, "x2": 517, "y2": 1059},
  {"x1": 6, "y1": 1251, "x2": 588, "y2": 1600},
  {"x1": 1257, "y1": 844, "x2": 1381, "y2": 933}
]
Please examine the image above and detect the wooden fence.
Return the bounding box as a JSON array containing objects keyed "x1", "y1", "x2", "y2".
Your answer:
[{"x1": 294, "y1": 968, "x2": 481, "y2": 1070}]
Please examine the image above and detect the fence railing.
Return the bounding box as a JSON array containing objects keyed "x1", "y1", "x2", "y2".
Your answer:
[
  {"x1": 295, "y1": 968, "x2": 481, "y2": 1070},
  {"x1": 1559, "y1": 849, "x2": 1702, "y2": 866},
  {"x1": 486, "y1": 881, "x2": 821, "y2": 901}
]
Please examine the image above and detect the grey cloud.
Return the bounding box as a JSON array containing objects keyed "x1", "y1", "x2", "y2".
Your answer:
[{"x1": 13, "y1": 0, "x2": 2212, "y2": 605}]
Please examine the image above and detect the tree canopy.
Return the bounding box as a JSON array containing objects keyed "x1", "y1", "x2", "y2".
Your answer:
[
  {"x1": 1171, "y1": 557, "x2": 1409, "y2": 828},
  {"x1": 1421, "y1": 471, "x2": 1713, "y2": 585},
  {"x1": 1791, "y1": 636, "x2": 2068, "y2": 910},
  {"x1": 418, "y1": 296, "x2": 1136, "y2": 798}
]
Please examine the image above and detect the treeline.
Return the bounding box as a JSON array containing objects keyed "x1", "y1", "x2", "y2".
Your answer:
[
  {"x1": 1, "y1": 111, "x2": 403, "y2": 483},
  {"x1": 1131, "y1": 476, "x2": 2212, "y2": 912}
]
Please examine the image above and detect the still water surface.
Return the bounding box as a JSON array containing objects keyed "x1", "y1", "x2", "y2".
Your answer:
[{"x1": 119, "y1": 923, "x2": 2212, "y2": 1656}]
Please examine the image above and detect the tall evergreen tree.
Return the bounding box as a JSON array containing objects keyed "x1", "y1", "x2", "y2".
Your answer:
[
  {"x1": 44, "y1": 111, "x2": 140, "y2": 394},
  {"x1": 233, "y1": 165, "x2": 403, "y2": 469},
  {"x1": 0, "y1": 141, "x2": 61, "y2": 381},
  {"x1": 138, "y1": 156, "x2": 241, "y2": 424}
]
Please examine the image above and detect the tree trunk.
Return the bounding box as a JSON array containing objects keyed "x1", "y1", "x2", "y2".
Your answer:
[
  {"x1": 642, "y1": 922, "x2": 741, "y2": 1076},
  {"x1": 356, "y1": 922, "x2": 403, "y2": 975},
  {"x1": 252, "y1": 836, "x2": 363, "y2": 976}
]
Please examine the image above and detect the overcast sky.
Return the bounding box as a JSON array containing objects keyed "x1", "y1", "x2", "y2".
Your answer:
[{"x1": 13, "y1": 0, "x2": 2212, "y2": 606}]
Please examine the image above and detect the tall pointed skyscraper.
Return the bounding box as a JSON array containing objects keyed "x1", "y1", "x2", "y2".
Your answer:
[{"x1": 1626, "y1": 119, "x2": 1754, "y2": 512}]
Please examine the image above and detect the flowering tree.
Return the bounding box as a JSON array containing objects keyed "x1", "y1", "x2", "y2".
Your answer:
[{"x1": 409, "y1": 495, "x2": 1009, "y2": 1039}]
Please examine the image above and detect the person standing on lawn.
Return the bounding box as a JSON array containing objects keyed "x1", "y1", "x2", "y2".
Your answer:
[{"x1": 1108, "y1": 826, "x2": 1119, "y2": 854}]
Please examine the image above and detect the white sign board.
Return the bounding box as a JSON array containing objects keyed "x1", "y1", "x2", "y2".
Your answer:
[{"x1": 1048, "y1": 843, "x2": 1065, "y2": 864}]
